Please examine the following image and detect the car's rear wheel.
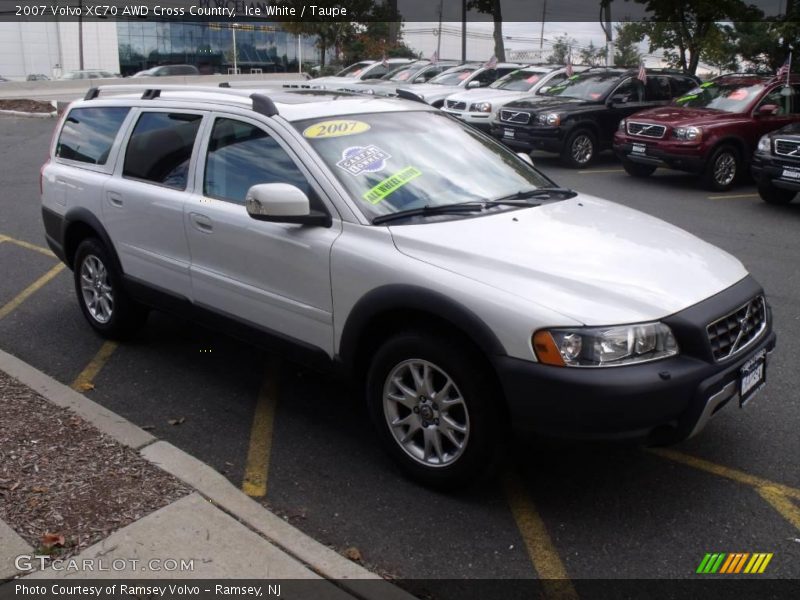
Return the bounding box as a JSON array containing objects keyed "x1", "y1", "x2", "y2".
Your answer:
[
  {"x1": 758, "y1": 181, "x2": 797, "y2": 204},
  {"x1": 366, "y1": 329, "x2": 501, "y2": 489},
  {"x1": 561, "y1": 129, "x2": 596, "y2": 168},
  {"x1": 703, "y1": 145, "x2": 740, "y2": 191},
  {"x1": 621, "y1": 159, "x2": 657, "y2": 178},
  {"x1": 73, "y1": 238, "x2": 147, "y2": 339}
]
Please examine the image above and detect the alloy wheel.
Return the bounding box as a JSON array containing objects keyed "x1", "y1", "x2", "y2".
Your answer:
[{"x1": 79, "y1": 254, "x2": 113, "y2": 324}]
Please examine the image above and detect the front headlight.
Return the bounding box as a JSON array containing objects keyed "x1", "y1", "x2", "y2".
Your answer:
[
  {"x1": 756, "y1": 134, "x2": 771, "y2": 154},
  {"x1": 532, "y1": 322, "x2": 678, "y2": 367},
  {"x1": 470, "y1": 101, "x2": 492, "y2": 113},
  {"x1": 618, "y1": 119, "x2": 626, "y2": 132},
  {"x1": 673, "y1": 126, "x2": 702, "y2": 141},
  {"x1": 537, "y1": 112, "x2": 561, "y2": 126}
]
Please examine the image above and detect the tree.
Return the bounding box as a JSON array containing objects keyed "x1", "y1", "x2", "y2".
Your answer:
[
  {"x1": 468, "y1": 0, "x2": 505, "y2": 62},
  {"x1": 627, "y1": 0, "x2": 760, "y2": 73},
  {"x1": 730, "y1": 13, "x2": 800, "y2": 73},
  {"x1": 579, "y1": 41, "x2": 604, "y2": 66},
  {"x1": 546, "y1": 34, "x2": 574, "y2": 65},
  {"x1": 614, "y1": 22, "x2": 641, "y2": 67}
]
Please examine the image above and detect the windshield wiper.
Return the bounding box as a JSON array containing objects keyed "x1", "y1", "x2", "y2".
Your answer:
[
  {"x1": 372, "y1": 202, "x2": 484, "y2": 225},
  {"x1": 489, "y1": 187, "x2": 577, "y2": 205}
]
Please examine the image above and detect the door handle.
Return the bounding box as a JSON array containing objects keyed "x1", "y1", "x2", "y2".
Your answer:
[
  {"x1": 106, "y1": 191, "x2": 123, "y2": 207},
  {"x1": 189, "y1": 212, "x2": 213, "y2": 233}
]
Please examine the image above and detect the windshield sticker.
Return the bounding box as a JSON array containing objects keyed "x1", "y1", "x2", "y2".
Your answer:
[
  {"x1": 728, "y1": 88, "x2": 749, "y2": 100},
  {"x1": 362, "y1": 166, "x2": 422, "y2": 204},
  {"x1": 303, "y1": 120, "x2": 371, "y2": 139},
  {"x1": 336, "y1": 145, "x2": 391, "y2": 176},
  {"x1": 675, "y1": 94, "x2": 698, "y2": 103},
  {"x1": 526, "y1": 75, "x2": 540, "y2": 84},
  {"x1": 700, "y1": 81, "x2": 715, "y2": 88},
  {"x1": 589, "y1": 92, "x2": 602, "y2": 99},
  {"x1": 458, "y1": 72, "x2": 471, "y2": 80}
]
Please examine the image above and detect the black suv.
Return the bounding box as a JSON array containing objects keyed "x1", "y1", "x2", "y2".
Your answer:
[
  {"x1": 491, "y1": 67, "x2": 700, "y2": 167},
  {"x1": 752, "y1": 122, "x2": 800, "y2": 204}
]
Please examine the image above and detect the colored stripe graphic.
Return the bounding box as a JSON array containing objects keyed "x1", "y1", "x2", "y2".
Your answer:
[{"x1": 698, "y1": 553, "x2": 773, "y2": 574}]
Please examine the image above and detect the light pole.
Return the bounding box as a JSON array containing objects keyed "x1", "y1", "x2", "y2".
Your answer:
[
  {"x1": 231, "y1": 23, "x2": 239, "y2": 74},
  {"x1": 78, "y1": 0, "x2": 84, "y2": 70}
]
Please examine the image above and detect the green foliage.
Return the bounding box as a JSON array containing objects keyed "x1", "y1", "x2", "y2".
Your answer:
[
  {"x1": 614, "y1": 22, "x2": 641, "y2": 67},
  {"x1": 546, "y1": 34, "x2": 574, "y2": 65},
  {"x1": 579, "y1": 41, "x2": 605, "y2": 66}
]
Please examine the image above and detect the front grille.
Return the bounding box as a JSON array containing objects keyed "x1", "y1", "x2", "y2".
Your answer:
[
  {"x1": 775, "y1": 138, "x2": 800, "y2": 157},
  {"x1": 706, "y1": 296, "x2": 767, "y2": 361},
  {"x1": 446, "y1": 100, "x2": 466, "y2": 110},
  {"x1": 626, "y1": 121, "x2": 666, "y2": 138},
  {"x1": 499, "y1": 109, "x2": 530, "y2": 125}
]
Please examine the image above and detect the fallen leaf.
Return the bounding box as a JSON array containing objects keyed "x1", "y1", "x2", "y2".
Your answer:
[
  {"x1": 76, "y1": 382, "x2": 95, "y2": 392},
  {"x1": 343, "y1": 546, "x2": 362, "y2": 562},
  {"x1": 167, "y1": 417, "x2": 186, "y2": 426},
  {"x1": 32, "y1": 487, "x2": 48, "y2": 493},
  {"x1": 41, "y1": 533, "x2": 65, "y2": 549}
]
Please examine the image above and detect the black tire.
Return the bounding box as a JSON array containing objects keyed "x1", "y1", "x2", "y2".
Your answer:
[
  {"x1": 621, "y1": 159, "x2": 657, "y2": 178},
  {"x1": 560, "y1": 128, "x2": 597, "y2": 168},
  {"x1": 73, "y1": 238, "x2": 147, "y2": 339},
  {"x1": 758, "y1": 181, "x2": 796, "y2": 205},
  {"x1": 702, "y1": 145, "x2": 740, "y2": 191},
  {"x1": 366, "y1": 329, "x2": 502, "y2": 489}
]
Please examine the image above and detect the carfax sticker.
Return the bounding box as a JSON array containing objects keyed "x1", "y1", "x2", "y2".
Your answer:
[
  {"x1": 336, "y1": 145, "x2": 391, "y2": 176},
  {"x1": 362, "y1": 166, "x2": 422, "y2": 204},
  {"x1": 303, "y1": 119, "x2": 370, "y2": 139}
]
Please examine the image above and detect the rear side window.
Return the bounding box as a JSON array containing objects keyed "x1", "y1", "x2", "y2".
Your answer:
[
  {"x1": 56, "y1": 107, "x2": 129, "y2": 165},
  {"x1": 671, "y1": 77, "x2": 698, "y2": 97},
  {"x1": 645, "y1": 76, "x2": 672, "y2": 101},
  {"x1": 123, "y1": 112, "x2": 202, "y2": 190}
]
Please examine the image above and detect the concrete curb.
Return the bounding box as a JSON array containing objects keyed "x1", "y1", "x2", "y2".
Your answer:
[
  {"x1": 0, "y1": 110, "x2": 56, "y2": 118},
  {"x1": 0, "y1": 348, "x2": 414, "y2": 600}
]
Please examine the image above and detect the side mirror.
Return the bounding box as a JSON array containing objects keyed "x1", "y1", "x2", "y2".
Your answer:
[
  {"x1": 756, "y1": 104, "x2": 779, "y2": 116},
  {"x1": 467, "y1": 80, "x2": 481, "y2": 89},
  {"x1": 538, "y1": 86, "x2": 551, "y2": 94},
  {"x1": 608, "y1": 94, "x2": 627, "y2": 106},
  {"x1": 245, "y1": 183, "x2": 330, "y2": 227},
  {"x1": 517, "y1": 152, "x2": 534, "y2": 166}
]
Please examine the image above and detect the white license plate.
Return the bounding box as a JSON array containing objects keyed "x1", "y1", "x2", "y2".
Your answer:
[
  {"x1": 781, "y1": 167, "x2": 800, "y2": 180},
  {"x1": 504, "y1": 128, "x2": 515, "y2": 139},
  {"x1": 739, "y1": 349, "x2": 767, "y2": 407},
  {"x1": 632, "y1": 143, "x2": 646, "y2": 154}
]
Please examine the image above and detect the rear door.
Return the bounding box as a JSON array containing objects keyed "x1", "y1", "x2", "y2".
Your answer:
[
  {"x1": 184, "y1": 113, "x2": 341, "y2": 354},
  {"x1": 103, "y1": 109, "x2": 205, "y2": 298}
]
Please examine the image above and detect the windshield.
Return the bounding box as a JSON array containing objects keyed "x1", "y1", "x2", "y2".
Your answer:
[
  {"x1": 491, "y1": 69, "x2": 549, "y2": 91},
  {"x1": 544, "y1": 71, "x2": 623, "y2": 100},
  {"x1": 384, "y1": 64, "x2": 425, "y2": 82},
  {"x1": 335, "y1": 62, "x2": 373, "y2": 78},
  {"x1": 429, "y1": 67, "x2": 479, "y2": 86},
  {"x1": 673, "y1": 82, "x2": 766, "y2": 112},
  {"x1": 296, "y1": 111, "x2": 551, "y2": 222}
]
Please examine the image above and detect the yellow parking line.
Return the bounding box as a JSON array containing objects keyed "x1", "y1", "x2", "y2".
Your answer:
[
  {"x1": 504, "y1": 472, "x2": 579, "y2": 599},
  {"x1": 0, "y1": 233, "x2": 56, "y2": 258},
  {"x1": 71, "y1": 341, "x2": 119, "y2": 392},
  {"x1": 648, "y1": 448, "x2": 800, "y2": 500},
  {"x1": 757, "y1": 487, "x2": 800, "y2": 531},
  {"x1": 242, "y1": 356, "x2": 281, "y2": 498},
  {"x1": 0, "y1": 263, "x2": 65, "y2": 321},
  {"x1": 578, "y1": 168, "x2": 625, "y2": 174},
  {"x1": 707, "y1": 193, "x2": 759, "y2": 200}
]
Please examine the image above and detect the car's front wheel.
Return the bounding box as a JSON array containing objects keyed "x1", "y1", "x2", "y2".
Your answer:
[
  {"x1": 758, "y1": 181, "x2": 797, "y2": 204},
  {"x1": 561, "y1": 129, "x2": 597, "y2": 168},
  {"x1": 73, "y1": 238, "x2": 147, "y2": 338},
  {"x1": 703, "y1": 145, "x2": 740, "y2": 191},
  {"x1": 366, "y1": 330, "x2": 501, "y2": 489}
]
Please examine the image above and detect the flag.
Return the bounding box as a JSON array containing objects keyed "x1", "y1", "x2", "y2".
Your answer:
[
  {"x1": 381, "y1": 53, "x2": 389, "y2": 68},
  {"x1": 430, "y1": 50, "x2": 439, "y2": 65},
  {"x1": 637, "y1": 62, "x2": 647, "y2": 84},
  {"x1": 484, "y1": 55, "x2": 498, "y2": 69},
  {"x1": 777, "y1": 55, "x2": 791, "y2": 79},
  {"x1": 565, "y1": 55, "x2": 574, "y2": 77}
]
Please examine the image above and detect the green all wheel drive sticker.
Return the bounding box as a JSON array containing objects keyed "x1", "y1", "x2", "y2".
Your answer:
[{"x1": 363, "y1": 166, "x2": 422, "y2": 204}]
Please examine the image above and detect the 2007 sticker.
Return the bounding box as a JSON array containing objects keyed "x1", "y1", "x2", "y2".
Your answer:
[{"x1": 303, "y1": 120, "x2": 370, "y2": 139}]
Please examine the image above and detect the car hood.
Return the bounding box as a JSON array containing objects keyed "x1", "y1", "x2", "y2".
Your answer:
[
  {"x1": 397, "y1": 83, "x2": 460, "y2": 99},
  {"x1": 446, "y1": 89, "x2": 535, "y2": 104},
  {"x1": 308, "y1": 76, "x2": 360, "y2": 87},
  {"x1": 627, "y1": 106, "x2": 745, "y2": 127},
  {"x1": 502, "y1": 96, "x2": 593, "y2": 112},
  {"x1": 389, "y1": 195, "x2": 747, "y2": 326}
]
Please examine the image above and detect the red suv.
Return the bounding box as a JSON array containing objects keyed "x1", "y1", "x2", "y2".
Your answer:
[{"x1": 613, "y1": 74, "x2": 800, "y2": 190}]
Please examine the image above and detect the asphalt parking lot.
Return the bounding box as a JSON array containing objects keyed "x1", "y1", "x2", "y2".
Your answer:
[{"x1": 1, "y1": 115, "x2": 798, "y2": 590}]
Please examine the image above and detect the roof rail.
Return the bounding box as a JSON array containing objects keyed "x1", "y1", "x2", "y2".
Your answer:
[{"x1": 79, "y1": 84, "x2": 280, "y2": 117}]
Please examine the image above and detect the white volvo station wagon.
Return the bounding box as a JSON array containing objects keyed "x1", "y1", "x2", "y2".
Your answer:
[{"x1": 41, "y1": 84, "x2": 775, "y2": 488}]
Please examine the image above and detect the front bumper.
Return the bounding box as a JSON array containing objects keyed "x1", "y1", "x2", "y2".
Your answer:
[
  {"x1": 495, "y1": 276, "x2": 776, "y2": 444},
  {"x1": 490, "y1": 123, "x2": 563, "y2": 153},
  {"x1": 751, "y1": 154, "x2": 800, "y2": 191},
  {"x1": 613, "y1": 138, "x2": 706, "y2": 173}
]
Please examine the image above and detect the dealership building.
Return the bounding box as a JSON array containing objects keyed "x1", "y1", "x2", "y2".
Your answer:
[{"x1": 0, "y1": 20, "x2": 320, "y2": 79}]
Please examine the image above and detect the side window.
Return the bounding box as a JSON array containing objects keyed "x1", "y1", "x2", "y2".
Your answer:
[
  {"x1": 366, "y1": 64, "x2": 390, "y2": 79},
  {"x1": 611, "y1": 78, "x2": 644, "y2": 102},
  {"x1": 123, "y1": 112, "x2": 202, "y2": 190},
  {"x1": 474, "y1": 69, "x2": 498, "y2": 86},
  {"x1": 542, "y1": 73, "x2": 566, "y2": 91},
  {"x1": 757, "y1": 85, "x2": 800, "y2": 115},
  {"x1": 645, "y1": 76, "x2": 672, "y2": 101},
  {"x1": 671, "y1": 77, "x2": 697, "y2": 97},
  {"x1": 203, "y1": 117, "x2": 318, "y2": 208},
  {"x1": 56, "y1": 107, "x2": 130, "y2": 165}
]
